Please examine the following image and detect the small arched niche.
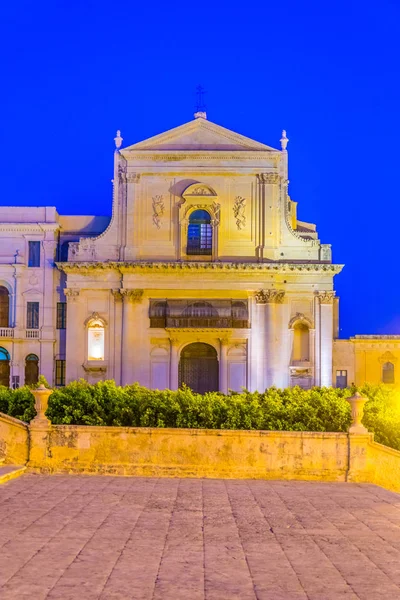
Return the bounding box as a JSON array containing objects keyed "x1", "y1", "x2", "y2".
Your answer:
[
  {"x1": 86, "y1": 314, "x2": 106, "y2": 361},
  {"x1": 291, "y1": 322, "x2": 310, "y2": 362}
]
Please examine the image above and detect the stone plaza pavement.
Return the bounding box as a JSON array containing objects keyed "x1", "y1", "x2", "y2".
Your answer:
[{"x1": 0, "y1": 476, "x2": 400, "y2": 599}]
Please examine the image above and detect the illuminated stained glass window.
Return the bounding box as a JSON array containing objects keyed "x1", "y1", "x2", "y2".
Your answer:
[
  {"x1": 87, "y1": 319, "x2": 105, "y2": 361},
  {"x1": 187, "y1": 210, "x2": 212, "y2": 255}
]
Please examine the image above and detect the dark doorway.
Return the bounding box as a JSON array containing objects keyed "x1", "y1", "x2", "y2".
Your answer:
[
  {"x1": 0, "y1": 347, "x2": 10, "y2": 387},
  {"x1": 178, "y1": 342, "x2": 219, "y2": 393},
  {"x1": 25, "y1": 354, "x2": 39, "y2": 386},
  {"x1": 0, "y1": 287, "x2": 10, "y2": 327}
]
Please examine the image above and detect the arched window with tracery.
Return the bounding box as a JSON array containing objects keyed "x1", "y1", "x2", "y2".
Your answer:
[
  {"x1": 0, "y1": 286, "x2": 10, "y2": 327},
  {"x1": 292, "y1": 322, "x2": 310, "y2": 362},
  {"x1": 187, "y1": 210, "x2": 212, "y2": 255},
  {"x1": 87, "y1": 316, "x2": 105, "y2": 361},
  {"x1": 382, "y1": 361, "x2": 395, "y2": 384},
  {"x1": 25, "y1": 354, "x2": 39, "y2": 386}
]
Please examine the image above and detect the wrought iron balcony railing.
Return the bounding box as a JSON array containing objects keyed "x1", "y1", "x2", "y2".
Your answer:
[{"x1": 150, "y1": 317, "x2": 250, "y2": 329}]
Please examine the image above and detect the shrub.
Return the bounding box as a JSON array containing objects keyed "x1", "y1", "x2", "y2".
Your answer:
[{"x1": 1, "y1": 380, "x2": 400, "y2": 452}]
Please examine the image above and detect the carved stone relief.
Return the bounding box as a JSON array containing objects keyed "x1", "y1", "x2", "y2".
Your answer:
[
  {"x1": 152, "y1": 195, "x2": 165, "y2": 229},
  {"x1": 233, "y1": 196, "x2": 246, "y2": 230},
  {"x1": 255, "y1": 289, "x2": 285, "y2": 304}
]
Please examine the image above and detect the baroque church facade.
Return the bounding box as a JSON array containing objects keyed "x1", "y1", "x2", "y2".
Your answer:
[{"x1": 0, "y1": 113, "x2": 397, "y2": 391}]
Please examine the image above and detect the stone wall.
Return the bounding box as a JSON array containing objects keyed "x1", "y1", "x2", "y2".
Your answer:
[
  {"x1": 0, "y1": 413, "x2": 29, "y2": 465},
  {"x1": 27, "y1": 427, "x2": 349, "y2": 480}
]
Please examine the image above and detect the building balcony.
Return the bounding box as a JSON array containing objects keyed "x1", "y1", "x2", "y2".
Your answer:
[
  {"x1": 0, "y1": 327, "x2": 14, "y2": 338},
  {"x1": 0, "y1": 327, "x2": 40, "y2": 340},
  {"x1": 150, "y1": 317, "x2": 250, "y2": 329},
  {"x1": 26, "y1": 329, "x2": 40, "y2": 339}
]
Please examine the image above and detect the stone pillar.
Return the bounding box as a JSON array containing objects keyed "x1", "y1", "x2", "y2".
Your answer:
[
  {"x1": 65, "y1": 288, "x2": 82, "y2": 383},
  {"x1": 111, "y1": 290, "x2": 123, "y2": 385},
  {"x1": 28, "y1": 385, "x2": 53, "y2": 471},
  {"x1": 317, "y1": 292, "x2": 334, "y2": 387},
  {"x1": 314, "y1": 294, "x2": 321, "y2": 386},
  {"x1": 169, "y1": 338, "x2": 180, "y2": 390},
  {"x1": 263, "y1": 290, "x2": 285, "y2": 389},
  {"x1": 219, "y1": 337, "x2": 229, "y2": 394},
  {"x1": 249, "y1": 294, "x2": 265, "y2": 392},
  {"x1": 121, "y1": 289, "x2": 144, "y2": 385}
]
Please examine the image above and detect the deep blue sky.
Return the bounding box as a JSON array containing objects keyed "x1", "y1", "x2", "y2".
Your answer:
[{"x1": 1, "y1": 0, "x2": 399, "y2": 338}]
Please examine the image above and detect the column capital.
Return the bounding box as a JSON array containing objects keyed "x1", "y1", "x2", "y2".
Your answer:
[
  {"x1": 169, "y1": 337, "x2": 180, "y2": 347},
  {"x1": 121, "y1": 289, "x2": 144, "y2": 303},
  {"x1": 257, "y1": 173, "x2": 280, "y2": 184},
  {"x1": 111, "y1": 289, "x2": 123, "y2": 302},
  {"x1": 255, "y1": 289, "x2": 285, "y2": 305},
  {"x1": 65, "y1": 288, "x2": 80, "y2": 301},
  {"x1": 316, "y1": 291, "x2": 335, "y2": 304}
]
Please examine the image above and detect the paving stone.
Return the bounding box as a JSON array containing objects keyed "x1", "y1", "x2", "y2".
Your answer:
[{"x1": 0, "y1": 475, "x2": 399, "y2": 599}]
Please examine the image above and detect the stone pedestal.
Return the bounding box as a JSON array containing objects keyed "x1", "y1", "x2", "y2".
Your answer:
[
  {"x1": 347, "y1": 392, "x2": 368, "y2": 434},
  {"x1": 28, "y1": 385, "x2": 53, "y2": 470}
]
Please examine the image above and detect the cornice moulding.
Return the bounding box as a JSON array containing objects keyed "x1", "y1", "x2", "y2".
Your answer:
[
  {"x1": 120, "y1": 151, "x2": 281, "y2": 162},
  {"x1": 56, "y1": 261, "x2": 344, "y2": 276}
]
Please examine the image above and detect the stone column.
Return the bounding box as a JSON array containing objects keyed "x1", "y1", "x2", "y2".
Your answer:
[
  {"x1": 314, "y1": 294, "x2": 321, "y2": 386},
  {"x1": 249, "y1": 294, "x2": 265, "y2": 392},
  {"x1": 219, "y1": 337, "x2": 229, "y2": 394},
  {"x1": 263, "y1": 290, "x2": 285, "y2": 388},
  {"x1": 317, "y1": 292, "x2": 335, "y2": 387},
  {"x1": 121, "y1": 289, "x2": 143, "y2": 385},
  {"x1": 169, "y1": 338, "x2": 180, "y2": 390}
]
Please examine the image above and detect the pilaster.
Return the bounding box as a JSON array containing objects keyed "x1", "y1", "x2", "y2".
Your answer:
[
  {"x1": 316, "y1": 291, "x2": 335, "y2": 387},
  {"x1": 121, "y1": 289, "x2": 144, "y2": 385},
  {"x1": 65, "y1": 288, "x2": 83, "y2": 383},
  {"x1": 219, "y1": 337, "x2": 229, "y2": 394},
  {"x1": 111, "y1": 289, "x2": 123, "y2": 385},
  {"x1": 169, "y1": 338, "x2": 180, "y2": 390},
  {"x1": 262, "y1": 290, "x2": 285, "y2": 388}
]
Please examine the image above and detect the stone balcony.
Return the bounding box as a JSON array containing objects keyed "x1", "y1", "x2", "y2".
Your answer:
[{"x1": 0, "y1": 328, "x2": 40, "y2": 340}]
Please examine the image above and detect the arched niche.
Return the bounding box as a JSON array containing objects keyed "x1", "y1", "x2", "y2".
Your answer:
[
  {"x1": 289, "y1": 314, "x2": 313, "y2": 364},
  {"x1": 85, "y1": 312, "x2": 107, "y2": 362}
]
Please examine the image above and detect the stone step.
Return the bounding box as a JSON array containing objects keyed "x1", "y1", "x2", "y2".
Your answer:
[{"x1": 0, "y1": 465, "x2": 26, "y2": 484}]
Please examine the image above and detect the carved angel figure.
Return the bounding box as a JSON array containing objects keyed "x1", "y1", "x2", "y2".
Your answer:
[
  {"x1": 152, "y1": 195, "x2": 165, "y2": 229},
  {"x1": 233, "y1": 196, "x2": 246, "y2": 230}
]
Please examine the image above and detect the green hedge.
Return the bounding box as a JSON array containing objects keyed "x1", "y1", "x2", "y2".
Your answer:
[{"x1": 1, "y1": 380, "x2": 400, "y2": 451}]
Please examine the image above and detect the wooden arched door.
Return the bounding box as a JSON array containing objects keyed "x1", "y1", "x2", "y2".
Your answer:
[
  {"x1": 178, "y1": 343, "x2": 219, "y2": 393},
  {"x1": 0, "y1": 347, "x2": 10, "y2": 387},
  {"x1": 25, "y1": 354, "x2": 39, "y2": 386}
]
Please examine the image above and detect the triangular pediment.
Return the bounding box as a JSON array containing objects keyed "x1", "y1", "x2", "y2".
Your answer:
[{"x1": 122, "y1": 118, "x2": 278, "y2": 152}]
